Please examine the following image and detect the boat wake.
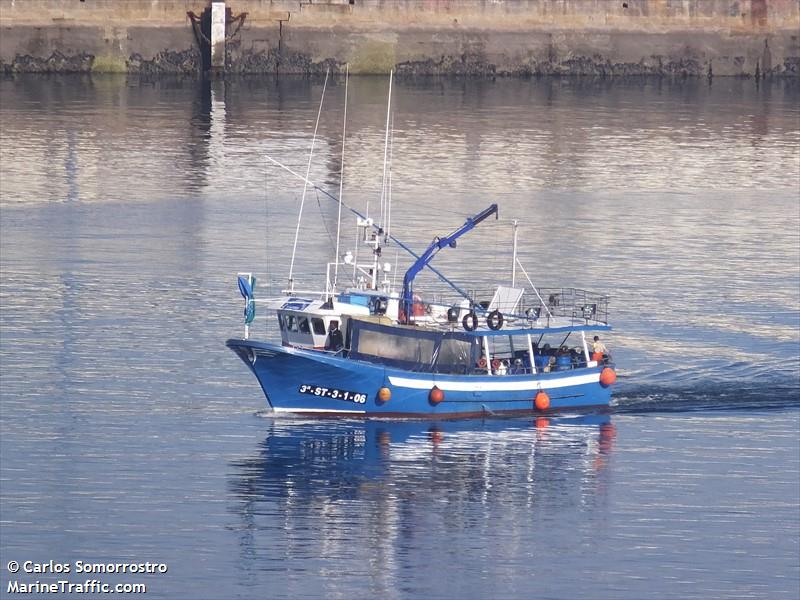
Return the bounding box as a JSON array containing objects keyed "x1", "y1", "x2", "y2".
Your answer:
[{"x1": 612, "y1": 381, "x2": 800, "y2": 414}]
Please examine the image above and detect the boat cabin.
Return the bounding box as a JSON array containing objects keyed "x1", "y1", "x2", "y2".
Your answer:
[
  {"x1": 276, "y1": 292, "x2": 398, "y2": 350},
  {"x1": 276, "y1": 297, "x2": 357, "y2": 349}
]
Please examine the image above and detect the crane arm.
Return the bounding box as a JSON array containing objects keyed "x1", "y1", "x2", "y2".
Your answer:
[{"x1": 401, "y1": 204, "x2": 498, "y2": 322}]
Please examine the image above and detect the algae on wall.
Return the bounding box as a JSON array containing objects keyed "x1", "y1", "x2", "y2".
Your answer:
[
  {"x1": 91, "y1": 55, "x2": 128, "y2": 73},
  {"x1": 0, "y1": 0, "x2": 798, "y2": 76},
  {"x1": 348, "y1": 39, "x2": 398, "y2": 75}
]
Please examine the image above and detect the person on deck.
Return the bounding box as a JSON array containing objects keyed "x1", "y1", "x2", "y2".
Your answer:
[
  {"x1": 592, "y1": 335, "x2": 608, "y2": 355},
  {"x1": 591, "y1": 335, "x2": 609, "y2": 363},
  {"x1": 325, "y1": 321, "x2": 344, "y2": 352}
]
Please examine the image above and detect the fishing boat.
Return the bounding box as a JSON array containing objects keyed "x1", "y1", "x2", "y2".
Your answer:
[{"x1": 226, "y1": 71, "x2": 617, "y2": 418}]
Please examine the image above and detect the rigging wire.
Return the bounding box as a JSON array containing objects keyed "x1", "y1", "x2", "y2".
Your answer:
[
  {"x1": 375, "y1": 69, "x2": 393, "y2": 225},
  {"x1": 315, "y1": 188, "x2": 335, "y2": 246},
  {"x1": 515, "y1": 258, "x2": 552, "y2": 317},
  {"x1": 333, "y1": 64, "x2": 349, "y2": 296},
  {"x1": 287, "y1": 68, "x2": 330, "y2": 292},
  {"x1": 265, "y1": 155, "x2": 473, "y2": 303}
]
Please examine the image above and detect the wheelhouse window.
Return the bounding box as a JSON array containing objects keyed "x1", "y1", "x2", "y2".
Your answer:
[
  {"x1": 286, "y1": 315, "x2": 298, "y2": 332},
  {"x1": 298, "y1": 317, "x2": 311, "y2": 334},
  {"x1": 435, "y1": 338, "x2": 473, "y2": 372},
  {"x1": 357, "y1": 329, "x2": 435, "y2": 364},
  {"x1": 311, "y1": 318, "x2": 326, "y2": 335},
  {"x1": 348, "y1": 320, "x2": 478, "y2": 371}
]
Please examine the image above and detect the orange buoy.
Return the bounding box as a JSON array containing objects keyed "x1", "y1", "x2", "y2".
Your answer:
[
  {"x1": 534, "y1": 390, "x2": 550, "y2": 411},
  {"x1": 591, "y1": 351, "x2": 604, "y2": 362},
  {"x1": 429, "y1": 386, "x2": 444, "y2": 405},
  {"x1": 477, "y1": 357, "x2": 488, "y2": 369},
  {"x1": 599, "y1": 367, "x2": 617, "y2": 387},
  {"x1": 377, "y1": 386, "x2": 392, "y2": 403}
]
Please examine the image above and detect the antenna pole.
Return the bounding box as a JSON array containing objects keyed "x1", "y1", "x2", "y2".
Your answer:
[
  {"x1": 332, "y1": 64, "x2": 349, "y2": 298},
  {"x1": 377, "y1": 69, "x2": 393, "y2": 226},
  {"x1": 288, "y1": 68, "x2": 329, "y2": 292},
  {"x1": 511, "y1": 219, "x2": 518, "y2": 287},
  {"x1": 386, "y1": 112, "x2": 394, "y2": 243}
]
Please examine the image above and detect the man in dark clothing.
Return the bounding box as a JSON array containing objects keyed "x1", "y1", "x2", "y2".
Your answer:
[{"x1": 326, "y1": 321, "x2": 344, "y2": 352}]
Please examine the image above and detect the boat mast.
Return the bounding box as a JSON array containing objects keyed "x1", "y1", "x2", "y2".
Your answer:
[
  {"x1": 264, "y1": 154, "x2": 474, "y2": 302},
  {"x1": 331, "y1": 64, "x2": 349, "y2": 299},
  {"x1": 287, "y1": 68, "x2": 330, "y2": 293},
  {"x1": 357, "y1": 69, "x2": 393, "y2": 291}
]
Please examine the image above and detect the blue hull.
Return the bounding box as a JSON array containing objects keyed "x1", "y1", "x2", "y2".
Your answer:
[{"x1": 227, "y1": 339, "x2": 612, "y2": 417}]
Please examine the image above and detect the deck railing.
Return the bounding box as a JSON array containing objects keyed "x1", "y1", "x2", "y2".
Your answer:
[
  {"x1": 461, "y1": 287, "x2": 609, "y2": 325},
  {"x1": 533, "y1": 288, "x2": 609, "y2": 325}
]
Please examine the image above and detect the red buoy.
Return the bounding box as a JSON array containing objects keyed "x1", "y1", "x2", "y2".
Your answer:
[
  {"x1": 599, "y1": 367, "x2": 617, "y2": 387},
  {"x1": 377, "y1": 387, "x2": 391, "y2": 403},
  {"x1": 429, "y1": 386, "x2": 444, "y2": 405},
  {"x1": 534, "y1": 390, "x2": 550, "y2": 411}
]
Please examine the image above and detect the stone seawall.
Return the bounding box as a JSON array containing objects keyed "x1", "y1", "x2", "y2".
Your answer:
[{"x1": 1, "y1": 0, "x2": 798, "y2": 77}]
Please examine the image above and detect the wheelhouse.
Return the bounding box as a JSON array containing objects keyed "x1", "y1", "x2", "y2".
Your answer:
[{"x1": 275, "y1": 297, "x2": 369, "y2": 349}]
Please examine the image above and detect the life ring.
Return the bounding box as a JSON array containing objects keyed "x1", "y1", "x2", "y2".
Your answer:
[
  {"x1": 486, "y1": 310, "x2": 504, "y2": 330},
  {"x1": 462, "y1": 311, "x2": 478, "y2": 331},
  {"x1": 477, "y1": 357, "x2": 488, "y2": 369},
  {"x1": 491, "y1": 358, "x2": 501, "y2": 370}
]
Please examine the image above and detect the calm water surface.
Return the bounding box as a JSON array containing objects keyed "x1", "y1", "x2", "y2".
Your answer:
[{"x1": 1, "y1": 74, "x2": 798, "y2": 599}]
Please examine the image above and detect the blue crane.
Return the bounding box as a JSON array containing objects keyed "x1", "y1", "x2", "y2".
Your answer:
[{"x1": 401, "y1": 204, "x2": 499, "y2": 323}]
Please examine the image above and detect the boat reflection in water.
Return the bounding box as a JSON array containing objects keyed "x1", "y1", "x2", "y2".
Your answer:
[{"x1": 228, "y1": 416, "x2": 616, "y2": 593}]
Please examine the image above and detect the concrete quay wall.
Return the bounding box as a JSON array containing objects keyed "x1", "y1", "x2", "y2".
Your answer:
[{"x1": 1, "y1": 0, "x2": 798, "y2": 77}]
